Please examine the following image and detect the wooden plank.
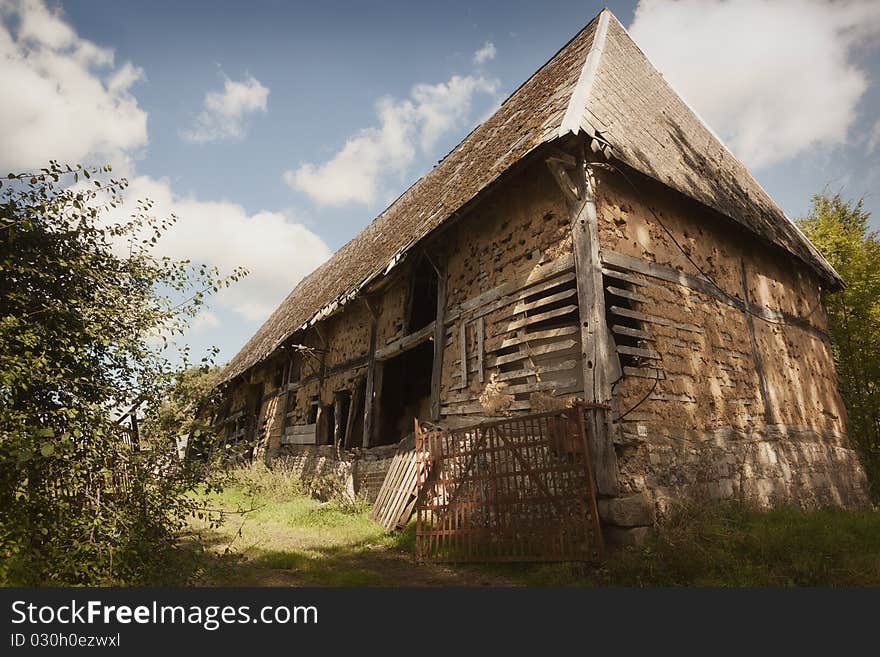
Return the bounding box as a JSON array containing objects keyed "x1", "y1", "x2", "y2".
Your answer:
[
  {"x1": 476, "y1": 316, "x2": 485, "y2": 384},
  {"x1": 459, "y1": 320, "x2": 468, "y2": 390},
  {"x1": 375, "y1": 321, "x2": 435, "y2": 360},
  {"x1": 362, "y1": 299, "x2": 378, "y2": 448},
  {"x1": 503, "y1": 377, "x2": 578, "y2": 395},
  {"x1": 496, "y1": 305, "x2": 579, "y2": 334},
  {"x1": 616, "y1": 345, "x2": 660, "y2": 360},
  {"x1": 601, "y1": 249, "x2": 719, "y2": 299},
  {"x1": 498, "y1": 287, "x2": 577, "y2": 320},
  {"x1": 606, "y1": 286, "x2": 650, "y2": 304},
  {"x1": 622, "y1": 366, "x2": 666, "y2": 380},
  {"x1": 430, "y1": 256, "x2": 448, "y2": 421},
  {"x1": 612, "y1": 324, "x2": 653, "y2": 340},
  {"x1": 494, "y1": 360, "x2": 578, "y2": 382},
  {"x1": 609, "y1": 305, "x2": 705, "y2": 334},
  {"x1": 572, "y1": 166, "x2": 618, "y2": 496},
  {"x1": 496, "y1": 325, "x2": 578, "y2": 350},
  {"x1": 445, "y1": 255, "x2": 575, "y2": 323},
  {"x1": 601, "y1": 249, "x2": 826, "y2": 337},
  {"x1": 440, "y1": 400, "x2": 531, "y2": 416},
  {"x1": 601, "y1": 267, "x2": 651, "y2": 287},
  {"x1": 741, "y1": 259, "x2": 773, "y2": 423},
  {"x1": 488, "y1": 340, "x2": 577, "y2": 368},
  {"x1": 288, "y1": 423, "x2": 318, "y2": 435}
]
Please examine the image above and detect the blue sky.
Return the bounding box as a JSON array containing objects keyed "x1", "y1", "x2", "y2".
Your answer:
[{"x1": 2, "y1": 0, "x2": 878, "y2": 366}]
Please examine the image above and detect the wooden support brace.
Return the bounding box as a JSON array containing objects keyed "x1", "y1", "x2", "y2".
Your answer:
[
  {"x1": 568, "y1": 159, "x2": 619, "y2": 496},
  {"x1": 741, "y1": 259, "x2": 774, "y2": 424},
  {"x1": 362, "y1": 297, "x2": 378, "y2": 448},
  {"x1": 430, "y1": 253, "x2": 448, "y2": 421}
]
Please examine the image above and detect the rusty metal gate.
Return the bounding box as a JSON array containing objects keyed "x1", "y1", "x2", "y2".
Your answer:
[{"x1": 415, "y1": 404, "x2": 603, "y2": 562}]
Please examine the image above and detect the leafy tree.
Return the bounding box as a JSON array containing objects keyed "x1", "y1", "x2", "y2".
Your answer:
[
  {"x1": 139, "y1": 365, "x2": 223, "y2": 456},
  {"x1": 0, "y1": 161, "x2": 245, "y2": 584},
  {"x1": 798, "y1": 193, "x2": 880, "y2": 493}
]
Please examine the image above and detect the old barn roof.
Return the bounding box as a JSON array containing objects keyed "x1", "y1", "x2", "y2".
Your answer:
[{"x1": 221, "y1": 9, "x2": 841, "y2": 383}]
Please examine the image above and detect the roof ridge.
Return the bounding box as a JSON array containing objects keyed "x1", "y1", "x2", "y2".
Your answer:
[{"x1": 559, "y1": 8, "x2": 611, "y2": 138}]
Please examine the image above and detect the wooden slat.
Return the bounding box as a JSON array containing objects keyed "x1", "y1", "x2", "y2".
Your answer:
[
  {"x1": 370, "y1": 433, "x2": 426, "y2": 531},
  {"x1": 495, "y1": 305, "x2": 579, "y2": 334},
  {"x1": 445, "y1": 254, "x2": 574, "y2": 323},
  {"x1": 622, "y1": 366, "x2": 666, "y2": 379},
  {"x1": 606, "y1": 286, "x2": 650, "y2": 304},
  {"x1": 503, "y1": 377, "x2": 578, "y2": 395},
  {"x1": 601, "y1": 267, "x2": 651, "y2": 287},
  {"x1": 489, "y1": 340, "x2": 577, "y2": 367},
  {"x1": 609, "y1": 305, "x2": 705, "y2": 333},
  {"x1": 440, "y1": 400, "x2": 531, "y2": 416},
  {"x1": 616, "y1": 345, "x2": 660, "y2": 360},
  {"x1": 612, "y1": 324, "x2": 653, "y2": 340},
  {"x1": 496, "y1": 325, "x2": 578, "y2": 350},
  {"x1": 498, "y1": 287, "x2": 577, "y2": 320},
  {"x1": 494, "y1": 359, "x2": 579, "y2": 382}
]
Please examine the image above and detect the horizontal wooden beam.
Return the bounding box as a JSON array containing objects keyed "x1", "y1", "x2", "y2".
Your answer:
[{"x1": 375, "y1": 321, "x2": 435, "y2": 361}]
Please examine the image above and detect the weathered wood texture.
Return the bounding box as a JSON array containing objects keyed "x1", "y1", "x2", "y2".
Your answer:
[{"x1": 570, "y1": 167, "x2": 619, "y2": 496}]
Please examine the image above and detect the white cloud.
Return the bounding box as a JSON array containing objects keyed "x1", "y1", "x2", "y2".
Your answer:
[
  {"x1": 284, "y1": 73, "x2": 498, "y2": 206},
  {"x1": 473, "y1": 41, "x2": 496, "y2": 65},
  {"x1": 629, "y1": 0, "x2": 880, "y2": 170},
  {"x1": 182, "y1": 74, "x2": 269, "y2": 143},
  {"x1": 0, "y1": 0, "x2": 148, "y2": 171},
  {"x1": 190, "y1": 310, "x2": 221, "y2": 333},
  {"x1": 868, "y1": 120, "x2": 880, "y2": 153},
  {"x1": 120, "y1": 175, "x2": 331, "y2": 321}
]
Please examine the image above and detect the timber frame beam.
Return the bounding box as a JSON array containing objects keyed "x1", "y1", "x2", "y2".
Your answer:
[{"x1": 546, "y1": 140, "x2": 620, "y2": 496}]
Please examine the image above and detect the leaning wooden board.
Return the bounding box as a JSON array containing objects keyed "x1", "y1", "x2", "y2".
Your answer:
[{"x1": 370, "y1": 426, "x2": 432, "y2": 531}]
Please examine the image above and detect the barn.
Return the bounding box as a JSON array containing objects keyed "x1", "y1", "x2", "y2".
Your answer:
[{"x1": 214, "y1": 9, "x2": 870, "y2": 542}]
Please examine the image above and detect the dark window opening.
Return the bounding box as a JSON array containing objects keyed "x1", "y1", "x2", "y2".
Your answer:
[
  {"x1": 334, "y1": 390, "x2": 352, "y2": 448},
  {"x1": 319, "y1": 403, "x2": 334, "y2": 445},
  {"x1": 289, "y1": 355, "x2": 302, "y2": 384},
  {"x1": 376, "y1": 341, "x2": 434, "y2": 445},
  {"x1": 345, "y1": 379, "x2": 366, "y2": 449},
  {"x1": 307, "y1": 396, "x2": 319, "y2": 424},
  {"x1": 407, "y1": 256, "x2": 439, "y2": 332}
]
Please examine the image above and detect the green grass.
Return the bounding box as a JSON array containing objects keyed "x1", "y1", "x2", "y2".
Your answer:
[
  {"x1": 173, "y1": 464, "x2": 880, "y2": 587},
  {"x1": 477, "y1": 502, "x2": 880, "y2": 587}
]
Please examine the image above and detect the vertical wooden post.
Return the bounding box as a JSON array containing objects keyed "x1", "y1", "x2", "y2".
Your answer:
[
  {"x1": 333, "y1": 392, "x2": 344, "y2": 447},
  {"x1": 571, "y1": 164, "x2": 619, "y2": 496},
  {"x1": 740, "y1": 259, "x2": 774, "y2": 424},
  {"x1": 476, "y1": 316, "x2": 485, "y2": 384},
  {"x1": 362, "y1": 299, "x2": 378, "y2": 448},
  {"x1": 430, "y1": 254, "x2": 448, "y2": 421},
  {"x1": 459, "y1": 320, "x2": 468, "y2": 389},
  {"x1": 344, "y1": 379, "x2": 363, "y2": 450}
]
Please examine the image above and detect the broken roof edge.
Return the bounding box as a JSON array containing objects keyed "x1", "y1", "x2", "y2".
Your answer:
[{"x1": 218, "y1": 139, "x2": 555, "y2": 385}]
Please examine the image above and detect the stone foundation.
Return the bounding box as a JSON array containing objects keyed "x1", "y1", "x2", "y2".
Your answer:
[{"x1": 614, "y1": 423, "x2": 871, "y2": 515}]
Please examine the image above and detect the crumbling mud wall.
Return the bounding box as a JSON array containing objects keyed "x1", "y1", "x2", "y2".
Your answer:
[{"x1": 593, "y1": 168, "x2": 870, "y2": 512}]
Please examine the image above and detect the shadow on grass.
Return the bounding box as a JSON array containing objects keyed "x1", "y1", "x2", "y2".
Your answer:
[{"x1": 171, "y1": 495, "x2": 880, "y2": 587}]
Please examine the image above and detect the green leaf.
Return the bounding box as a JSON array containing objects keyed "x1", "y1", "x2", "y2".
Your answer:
[{"x1": 40, "y1": 442, "x2": 55, "y2": 457}]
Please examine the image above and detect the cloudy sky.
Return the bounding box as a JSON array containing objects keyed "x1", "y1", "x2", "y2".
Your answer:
[{"x1": 2, "y1": 0, "x2": 878, "y2": 366}]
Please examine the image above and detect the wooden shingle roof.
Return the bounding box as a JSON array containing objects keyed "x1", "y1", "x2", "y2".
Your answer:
[{"x1": 222, "y1": 9, "x2": 840, "y2": 383}]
